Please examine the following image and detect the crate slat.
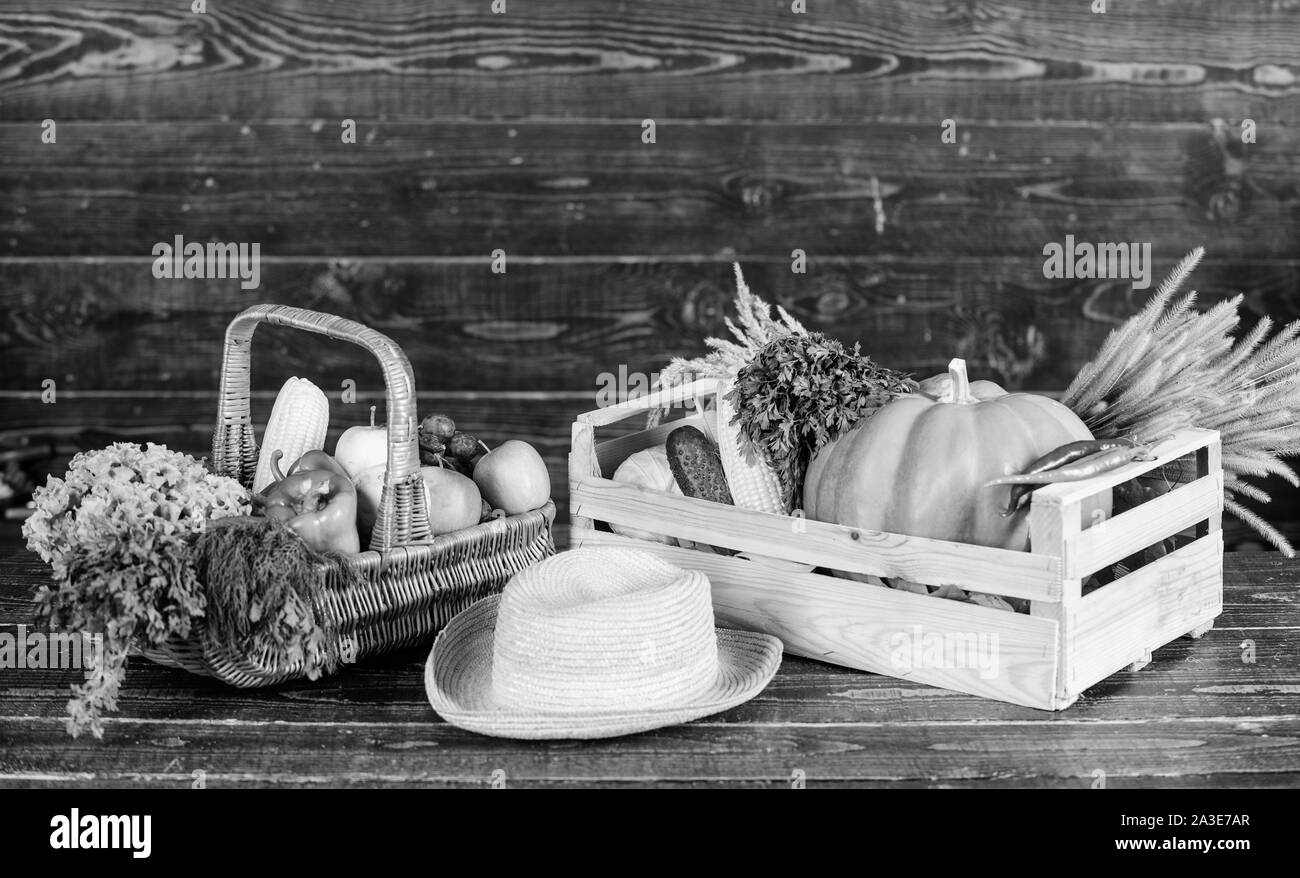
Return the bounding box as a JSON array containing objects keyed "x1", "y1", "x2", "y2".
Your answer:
[
  {"x1": 576, "y1": 377, "x2": 719, "y2": 426},
  {"x1": 1028, "y1": 486, "x2": 1081, "y2": 708},
  {"x1": 1073, "y1": 471, "x2": 1223, "y2": 578},
  {"x1": 1067, "y1": 532, "x2": 1224, "y2": 696},
  {"x1": 576, "y1": 530, "x2": 1062, "y2": 710},
  {"x1": 572, "y1": 476, "x2": 1064, "y2": 602},
  {"x1": 594, "y1": 413, "x2": 708, "y2": 475},
  {"x1": 1197, "y1": 440, "x2": 1224, "y2": 536},
  {"x1": 568, "y1": 420, "x2": 601, "y2": 538}
]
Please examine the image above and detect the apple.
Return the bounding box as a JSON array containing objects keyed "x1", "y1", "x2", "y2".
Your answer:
[
  {"x1": 354, "y1": 463, "x2": 482, "y2": 543},
  {"x1": 420, "y1": 465, "x2": 483, "y2": 536},
  {"x1": 352, "y1": 464, "x2": 387, "y2": 545},
  {"x1": 473, "y1": 439, "x2": 551, "y2": 514},
  {"x1": 334, "y1": 406, "x2": 388, "y2": 479}
]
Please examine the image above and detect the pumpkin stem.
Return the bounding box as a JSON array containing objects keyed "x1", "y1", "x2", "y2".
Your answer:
[{"x1": 947, "y1": 357, "x2": 976, "y2": 404}]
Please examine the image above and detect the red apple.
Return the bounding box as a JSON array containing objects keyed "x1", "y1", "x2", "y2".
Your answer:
[
  {"x1": 420, "y1": 465, "x2": 483, "y2": 536},
  {"x1": 473, "y1": 440, "x2": 550, "y2": 514}
]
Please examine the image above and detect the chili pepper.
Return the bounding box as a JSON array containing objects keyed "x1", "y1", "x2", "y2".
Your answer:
[
  {"x1": 259, "y1": 451, "x2": 360, "y2": 554},
  {"x1": 999, "y1": 438, "x2": 1137, "y2": 516},
  {"x1": 985, "y1": 444, "x2": 1155, "y2": 489}
]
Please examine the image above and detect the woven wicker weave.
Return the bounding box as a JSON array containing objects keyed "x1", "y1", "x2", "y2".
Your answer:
[{"x1": 138, "y1": 304, "x2": 556, "y2": 687}]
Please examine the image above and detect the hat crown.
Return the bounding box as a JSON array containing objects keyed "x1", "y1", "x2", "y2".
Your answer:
[{"x1": 491, "y1": 548, "x2": 719, "y2": 713}]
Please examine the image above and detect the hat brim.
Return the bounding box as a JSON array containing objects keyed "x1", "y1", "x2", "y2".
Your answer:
[{"x1": 424, "y1": 594, "x2": 783, "y2": 740}]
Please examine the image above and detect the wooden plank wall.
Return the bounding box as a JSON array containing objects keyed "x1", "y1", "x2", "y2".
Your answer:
[{"x1": 1, "y1": 0, "x2": 1298, "y2": 536}]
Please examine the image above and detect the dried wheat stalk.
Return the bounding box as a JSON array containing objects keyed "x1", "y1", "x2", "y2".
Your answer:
[
  {"x1": 648, "y1": 264, "x2": 807, "y2": 426},
  {"x1": 1063, "y1": 247, "x2": 1300, "y2": 555}
]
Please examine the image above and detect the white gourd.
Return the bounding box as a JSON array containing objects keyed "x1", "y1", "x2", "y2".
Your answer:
[{"x1": 609, "y1": 446, "x2": 681, "y2": 546}]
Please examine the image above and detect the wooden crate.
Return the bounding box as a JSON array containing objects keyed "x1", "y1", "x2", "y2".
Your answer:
[{"x1": 569, "y1": 378, "x2": 1224, "y2": 710}]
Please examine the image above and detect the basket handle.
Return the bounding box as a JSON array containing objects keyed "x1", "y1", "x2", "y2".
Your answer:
[{"x1": 212, "y1": 304, "x2": 432, "y2": 551}]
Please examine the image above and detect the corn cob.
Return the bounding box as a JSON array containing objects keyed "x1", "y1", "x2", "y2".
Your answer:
[
  {"x1": 716, "y1": 376, "x2": 786, "y2": 514},
  {"x1": 253, "y1": 377, "x2": 329, "y2": 493}
]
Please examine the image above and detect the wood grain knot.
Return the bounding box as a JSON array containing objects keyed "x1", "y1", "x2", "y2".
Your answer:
[
  {"x1": 463, "y1": 320, "x2": 567, "y2": 342},
  {"x1": 679, "y1": 281, "x2": 730, "y2": 332},
  {"x1": 816, "y1": 289, "x2": 853, "y2": 318},
  {"x1": 723, "y1": 174, "x2": 785, "y2": 215},
  {"x1": 1206, "y1": 180, "x2": 1249, "y2": 223},
  {"x1": 1186, "y1": 120, "x2": 1255, "y2": 224},
  {"x1": 6, "y1": 283, "x2": 103, "y2": 346}
]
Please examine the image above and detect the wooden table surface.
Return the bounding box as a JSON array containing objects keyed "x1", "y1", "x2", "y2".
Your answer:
[{"x1": 2, "y1": 525, "x2": 1298, "y2": 789}]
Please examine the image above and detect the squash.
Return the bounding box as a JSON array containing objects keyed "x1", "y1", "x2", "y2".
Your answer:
[
  {"x1": 610, "y1": 445, "x2": 695, "y2": 547},
  {"x1": 804, "y1": 358, "x2": 1110, "y2": 574},
  {"x1": 915, "y1": 371, "x2": 1004, "y2": 402}
]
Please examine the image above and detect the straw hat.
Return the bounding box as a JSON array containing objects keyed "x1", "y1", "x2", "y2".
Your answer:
[{"x1": 424, "y1": 547, "x2": 783, "y2": 739}]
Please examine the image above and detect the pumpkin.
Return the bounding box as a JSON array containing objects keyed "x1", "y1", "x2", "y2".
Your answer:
[
  {"x1": 915, "y1": 371, "x2": 1004, "y2": 402},
  {"x1": 803, "y1": 358, "x2": 1111, "y2": 568}
]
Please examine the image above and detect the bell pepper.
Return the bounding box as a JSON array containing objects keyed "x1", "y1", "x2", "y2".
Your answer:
[
  {"x1": 258, "y1": 451, "x2": 361, "y2": 554},
  {"x1": 258, "y1": 449, "x2": 350, "y2": 494}
]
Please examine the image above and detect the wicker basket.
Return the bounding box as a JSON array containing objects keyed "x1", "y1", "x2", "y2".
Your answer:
[{"x1": 138, "y1": 304, "x2": 556, "y2": 686}]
